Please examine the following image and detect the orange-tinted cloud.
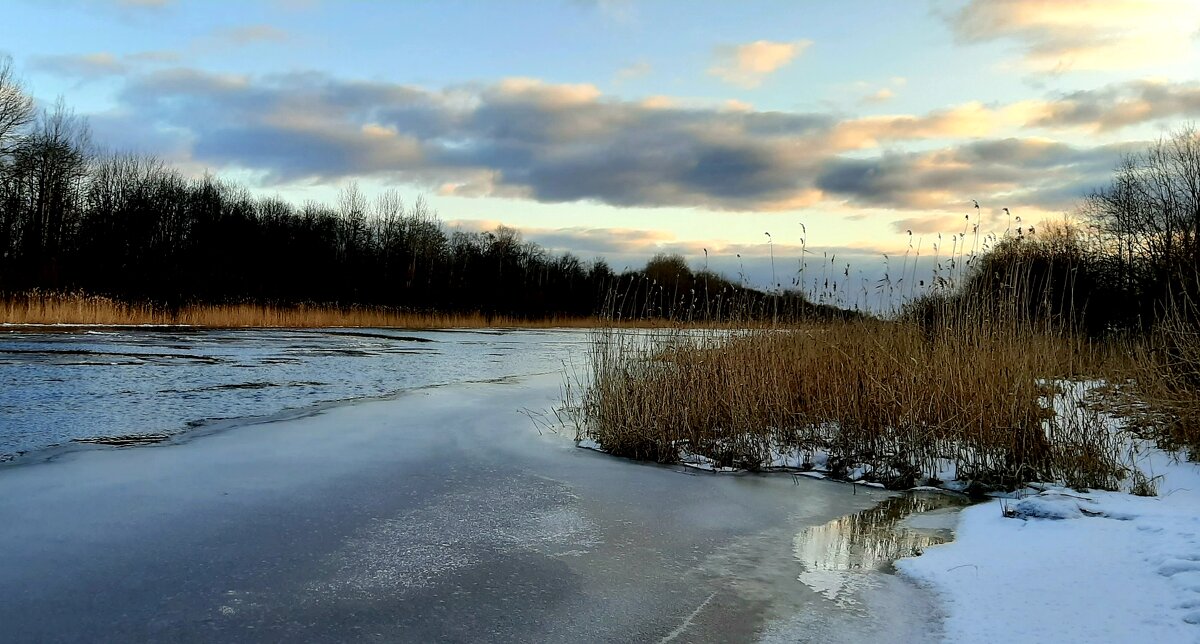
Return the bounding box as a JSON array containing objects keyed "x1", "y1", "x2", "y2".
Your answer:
[
  {"x1": 709, "y1": 40, "x2": 811, "y2": 88},
  {"x1": 947, "y1": 0, "x2": 1200, "y2": 73},
  {"x1": 73, "y1": 66, "x2": 1152, "y2": 214},
  {"x1": 828, "y1": 102, "x2": 1004, "y2": 149}
]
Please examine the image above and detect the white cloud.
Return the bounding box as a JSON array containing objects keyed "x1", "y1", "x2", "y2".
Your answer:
[
  {"x1": 615, "y1": 61, "x2": 652, "y2": 81},
  {"x1": 709, "y1": 40, "x2": 811, "y2": 88},
  {"x1": 947, "y1": 0, "x2": 1200, "y2": 73}
]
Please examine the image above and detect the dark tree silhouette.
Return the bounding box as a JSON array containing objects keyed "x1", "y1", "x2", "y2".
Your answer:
[
  {"x1": 0, "y1": 77, "x2": 853, "y2": 322},
  {"x1": 1084, "y1": 125, "x2": 1200, "y2": 327}
]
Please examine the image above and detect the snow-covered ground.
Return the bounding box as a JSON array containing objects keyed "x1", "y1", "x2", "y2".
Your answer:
[
  {"x1": 898, "y1": 447, "x2": 1200, "y2": 643},
  {"x1": 662, "y1": 436, "x2": 1200, "y2": 642}
]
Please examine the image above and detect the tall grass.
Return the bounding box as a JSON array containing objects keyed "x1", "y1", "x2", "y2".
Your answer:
[
  {"x1": 1, "y1": 291, "x2": 607, "y2": 328},
  {"x1": 2, "y1": 290, "x2": 826, "y2": 329},
  {"x1": 1123, "y1": 294, "x2": 1200, "y2": 451},
  {"x1": 576, "y1": 318, "x2": 1124, "y2": 491},
  {"x1": 570, "y1": 229, "x2": 1159, "y2": 492}
]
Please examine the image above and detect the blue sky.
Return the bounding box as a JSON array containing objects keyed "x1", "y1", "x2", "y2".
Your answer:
[{"x1": 3, "y1": 0, "x2": 1200, "y2": 295}]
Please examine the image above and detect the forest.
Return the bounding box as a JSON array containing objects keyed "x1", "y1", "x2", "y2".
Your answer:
[{"x1": 0, "y1": 58, "x2": 837, "y2": 323}]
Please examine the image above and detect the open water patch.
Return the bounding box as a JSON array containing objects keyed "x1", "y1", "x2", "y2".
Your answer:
[
  {"x1": 72, "y1": 433, "x2": 171, "y2": 447},
  {"x1": 791, "y1": 490, "x2": 969, "y2": 607}
]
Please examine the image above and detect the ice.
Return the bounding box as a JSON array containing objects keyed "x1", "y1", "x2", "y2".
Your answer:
[
  {"x1": 0, "y1": 370, "x2": 925, "y2": 642},
  {"x1": 0, "y1": 327, "x2": 590, "y2": 459},
  {"x1": 8, "y1": 328, "x2": 1199, "y2": 642}
]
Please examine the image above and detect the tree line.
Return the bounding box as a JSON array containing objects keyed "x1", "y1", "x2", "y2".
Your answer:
[
  {"x1": 902, "y1": 125, "x2": 1200, "y2": 337},
  {"x1": 0, "y1": 58, "x2": 844, "y2": 322},
  {"x1": 5, "y1": 55, "x2": 1193, "y2": 328}
]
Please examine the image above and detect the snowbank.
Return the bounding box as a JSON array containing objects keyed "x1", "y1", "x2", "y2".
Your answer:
[{"x1": 897, "y1": 449, "x2": 1200, "y2": 643}]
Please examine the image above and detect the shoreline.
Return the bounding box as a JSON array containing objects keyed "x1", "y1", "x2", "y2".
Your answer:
[
  {"x1": 0, "y1": 369, "x2": 939, "y2": 642},
  {"x1": 24, "y1": 325, "x2": 1190, "y2": 640}
]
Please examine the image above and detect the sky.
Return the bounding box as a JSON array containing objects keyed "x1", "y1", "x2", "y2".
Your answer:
[{"x1": 3, "y1": 0, "x2": 1200, "y2": 298}]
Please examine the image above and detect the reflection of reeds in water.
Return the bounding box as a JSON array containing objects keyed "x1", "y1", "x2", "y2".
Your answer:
[
  {"x1": 792, "y1": 492, "x2": 967, "y2": 605},
  {"x1": 793, "y1": 493, "x2": 965, "y2": 573}
]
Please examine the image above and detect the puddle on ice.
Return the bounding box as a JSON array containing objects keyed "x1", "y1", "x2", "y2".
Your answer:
[{"x1": 792, "y1": 490, "x2": 968, "y2": 607}]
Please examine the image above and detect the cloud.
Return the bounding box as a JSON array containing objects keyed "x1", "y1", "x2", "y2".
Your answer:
[
  {"x1": 827, "y1": 102, "x2": 1006, "y2": 149},
  {"x1": 721, "y1": 99, "x2": 754, "y2": 112},
  {"x1": 79, "y1": 66, "x2": 1153, "y2": 214},
  {"x1": 709, "y1": 40, "x2": 810, "y2": 88},
  {"x1": 108, "y1": 69, "x2": 841, "y2": 209},
  {"x1": 30, "y1": 49, "x2": 181, "y2": 83},
  {"x1": 615, "y1": 61, "x2": 651, "y2": 81},
  {"x1": 447, "y1": 220, "x2": 678, "y2": 256},
  {"x1": 946, "y1": 0, "x2": 1200, "y2": 73},
  {"x1": 441, "y1": 219, "x2": 895, "y2": 281},
  {"x1": 857, "y1": 78, "x2": 904, "y2": 105},
  {"x1": 862, "y1": 87, "x2": 895, "y2": 104},
  {"x1": 1025, "y1": 79, "x2": 1200, "y2": 132},
  {"x1": 213, "y1": 25, "x2": 290, "y2": 46},
  {"x1": 815, "y1": 137, "x2": 1132, "y2": 211},
  {"x1": 33, "y1": 50, "x2": 195, "y2": 81},
  {"x1": 891, "y1": 214, "x2": 974, "y2": 235},
  {"x1": 30, "y1": 53, "x2": 128, "y2": 79},
  {"x1": 823, "y1": 80, "x2": 1200, "y2": 144},
  {"x1": 126, "y1": 50, "x2": 181, "y2": 64}
]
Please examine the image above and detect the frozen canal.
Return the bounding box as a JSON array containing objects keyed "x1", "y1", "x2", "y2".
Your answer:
[
  {"x1": 0, "y1": 328, "x2": 951, "y2": 642},
  {"x1": 0, "y1": 326, "x2": 589, "y2": 460}
]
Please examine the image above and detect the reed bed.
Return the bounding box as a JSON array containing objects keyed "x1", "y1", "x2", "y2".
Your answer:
[
  {"x1": 568, "y1": 221, "x2": 1200, "y2": 492},
  {"x1": 0, "y1": 291, "x2": 605, "y2": 329},
  {"x1": 2, "y1": 291, "x2": 802, "y2": 329},
  {"x1": 1121, "y1": 297, "x2": 1200, "y2": 452},
  {"x1": 574, "y1": 317, "x2": 1129, "y2": 491}
]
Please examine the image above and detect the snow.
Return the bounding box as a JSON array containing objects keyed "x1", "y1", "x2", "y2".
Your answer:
[
  {"x1": 768, "y1": 442, "x2": 831, "y2": 470},
  {"x1": 897, "y1": 448, "x2": 1200, "y2": 643},
  {"x1": 677, "y1": 449, "x2": 740, "y2": 472}
]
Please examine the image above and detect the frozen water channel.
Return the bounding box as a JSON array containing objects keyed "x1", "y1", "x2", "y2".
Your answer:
[
  {"x1": 0, "y1": 326, "x2": 590, "y2": 459},
  {"x1": 0, "y1": 328, "x2": 954, "y2": 642}
]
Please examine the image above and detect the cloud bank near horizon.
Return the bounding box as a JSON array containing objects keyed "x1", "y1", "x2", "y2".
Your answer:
[{"x1": 56, "y1": 64, "x2": 1197, "y2": 217}]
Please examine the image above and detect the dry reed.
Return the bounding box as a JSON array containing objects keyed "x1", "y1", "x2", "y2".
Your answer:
[
  {"x1": 574, "y1": 318, "x2": 1127, "y2": 491},
  {"x1": 567, "y1": 238, "x2": 1160, "y2": 492},
  {"x1": 564, "y1": 223, "x2": 1199, "y2": 492},
  {"x1": 2, "y1": 291, "x2": 618, "y2": 329},
  {"x1": 1120, "y1": 295, "x2": 1200, "y2": 451}
]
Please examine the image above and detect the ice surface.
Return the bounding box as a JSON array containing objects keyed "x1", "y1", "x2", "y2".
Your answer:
[
  {"x1": 0, "y1": 327, "x2": 589, "y2": 459},
  {"x1": 0, "y1": 337, "x2": 940, "y2": 642}
]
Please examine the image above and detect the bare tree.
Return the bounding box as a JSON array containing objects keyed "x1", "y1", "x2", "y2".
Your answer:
[
  {"x1": 1085, "y1": 125, "x2": 1200, "y2": 322},
  {"x1": 0, "y1": 56, "x2": 34, "y2": 156}
]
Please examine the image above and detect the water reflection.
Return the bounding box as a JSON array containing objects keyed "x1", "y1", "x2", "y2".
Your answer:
[{"x1": 792, "y1": 491, "x2": 967, "y2": 607}]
